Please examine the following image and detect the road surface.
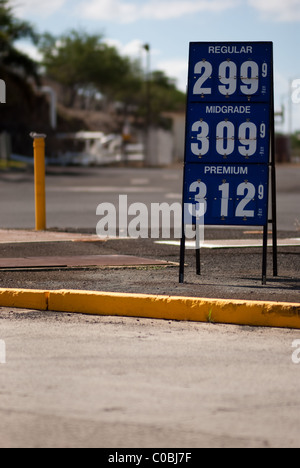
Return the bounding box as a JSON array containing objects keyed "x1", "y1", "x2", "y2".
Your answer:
[
  {"x1": 0, "y1": 164, "x2": 299, "y2": 448},
  {"x1": 0, "y1": 309, "x2": 300, "y2": 448},
  {"x1": 0, "y1": 165, "x2": 299, "y2": 232}
]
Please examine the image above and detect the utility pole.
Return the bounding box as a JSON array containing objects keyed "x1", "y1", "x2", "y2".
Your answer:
[
  {"x1": 288, "y1": 78, "x2": 294, "y2": 136},
  {"x1": 143, "y1": 43, "x2": 151, "y2": 165}
]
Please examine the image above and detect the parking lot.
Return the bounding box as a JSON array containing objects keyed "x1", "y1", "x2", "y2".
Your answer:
[
  {"x1": 0, "y1": 164, "x2": 299, "y2": 448},
  {"x1": 1, "y1": 309, "x2": 300, "y2": 448}
]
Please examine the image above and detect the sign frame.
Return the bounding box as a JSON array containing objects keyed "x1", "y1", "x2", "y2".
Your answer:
[{"x1": 179, "y1": 41, "x2": 278, "y2": 285}]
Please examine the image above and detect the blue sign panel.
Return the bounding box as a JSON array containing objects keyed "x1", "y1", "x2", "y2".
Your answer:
[
  {"x1": 188, "y1": 42, "x2": 273, "y2": 103},
  {"x1": 184, "y1": 164, "x2": 269, "y2": 226},
  {"x1": 180, "y1": 42, "x2": 275, "y2": 282},
  {"x1": 182, "y1": 41, "x2": 273, "y2": 227},
  {"x1": 186, "y1": 102, "x2": 270, "y2": 164}
]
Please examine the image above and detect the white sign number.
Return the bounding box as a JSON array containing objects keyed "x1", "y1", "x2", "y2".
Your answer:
[
  {"x1": 191, "y1": 120, "x2": 265, "y2": 157},
  {"x1": 194, "y1": 60, "x2": 265, "y2": 96},
  {"x1": 190, "y1": 181, "x2": 264, "y2": 218},
  {"x1": 194, "y1": 62, "x2": 213, "y2": 95}
]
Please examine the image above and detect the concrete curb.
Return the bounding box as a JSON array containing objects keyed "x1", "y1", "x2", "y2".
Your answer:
[
  {"x1": 0, "y1": 287, "x2": 300, "y2": 329},
  {"x1": 0, "y1": 288, "x2": 48, "y2": 311}
]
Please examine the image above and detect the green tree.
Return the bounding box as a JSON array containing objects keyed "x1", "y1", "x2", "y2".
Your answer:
[
  {"x1": 0, "y1": 0, "x2": 39, "y2": 80},
  {"x1": 39, "y1": 30, "x2": 141, "y2": 107},
  {"x1": 151, "y1": 70, "x2": 186, "y2": 113},
  {"x1": 38, "y1": 28, "x2": 186, "y2": 126},
  {"x1": 140, "y1": 70, "x2": 186, "y2": 127}
]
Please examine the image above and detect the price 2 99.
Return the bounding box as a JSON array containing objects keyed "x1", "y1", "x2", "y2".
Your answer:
[{"x1": 192, "y1": 60, "x2": 268, "y2": 97}]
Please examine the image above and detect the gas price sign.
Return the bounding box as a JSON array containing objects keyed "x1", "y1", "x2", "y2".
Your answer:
[
  {"x1": 188, "y1": 42, "x2": 272, "y2": 103},
  {"x1": 180, "y1": 41, "x2": 276, "y2": 284},
  {"x1": 183, "y1": 164, "x2": 269, "y2": 226},
  {"x1": 186, "y1": 103, "x2": 270, "y2": 164},
  {"x1": 182, "y1": 41, "x2": 273, "y2": 227}
]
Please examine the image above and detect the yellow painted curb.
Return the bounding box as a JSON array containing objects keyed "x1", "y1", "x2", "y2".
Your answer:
[
  {"x1": 0, "y1": 288, "x2": 299, "y2": 329},
  {"x1": 48, "y1": 289, "x2": 300, "y2": 330},
  {"x1": 0, "y1": 288, "x2": 48, "y2": 310}
]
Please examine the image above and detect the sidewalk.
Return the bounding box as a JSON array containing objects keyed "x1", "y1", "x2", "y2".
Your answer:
[
  {"x1": 0, "y1": 229, "x2": 299, "y2": 328},
  {"x1": 0, "y1": 228, "x2": 298, "y2": 301}
]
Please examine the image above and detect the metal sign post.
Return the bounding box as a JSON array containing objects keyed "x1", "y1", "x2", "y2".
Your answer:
[
  {"x1": 180, "y1": 42, "x2": 277, "y2": 285},
  {"x1": 30, "y1": 133, "x2": 47, "y2": 231}
]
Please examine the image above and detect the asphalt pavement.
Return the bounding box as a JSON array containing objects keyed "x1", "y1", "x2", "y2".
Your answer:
[
  {"x1": 0, "y1": 164, "x2": 299, "y2": 448},
  {"x1": 0, "y1": 233, "x2": 299, "y2": 303},
  {"x1": 0, "y1": 164, "x2": 299, "y2": 231},
  {"x1": 0, "y1": 163, "x2": 298, "y2": 302},
  {"x1": 1, "y1": 309, "x2": 300, "y2": 448}
]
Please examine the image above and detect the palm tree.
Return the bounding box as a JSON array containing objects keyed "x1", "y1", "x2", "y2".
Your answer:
[{"x1": 0, "y1": 0, "x2": 39, "y2": 81}]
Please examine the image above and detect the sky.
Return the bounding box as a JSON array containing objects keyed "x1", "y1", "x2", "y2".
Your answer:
[{"x1": 10, "y1": 0, "x2": 300, "y2": 132}]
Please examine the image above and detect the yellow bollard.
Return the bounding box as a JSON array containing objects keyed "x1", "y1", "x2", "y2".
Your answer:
[{"x1": 30, "y1": 133, "x2": 47, "y2": 231}]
